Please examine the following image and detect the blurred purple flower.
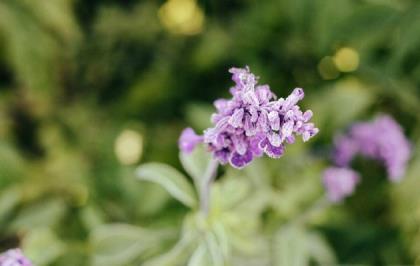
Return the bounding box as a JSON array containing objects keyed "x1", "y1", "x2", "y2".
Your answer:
[
  {"x1": 0, "y1": 249, "x2": 32, "y2": 266},
  {"x1": 178, "y1": 66, "x2": 318, "y2": 169},
  {"x1": 323, "y1": 167, "x2": 360, "y2": 202},
  {"x1": 334, "y1": 115, "x2": 411, "y2": 182}
]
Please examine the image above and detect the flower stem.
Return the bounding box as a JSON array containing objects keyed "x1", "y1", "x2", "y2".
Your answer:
[{"x1": 200, "y1": 158, "x2": 219, "y2": 215}]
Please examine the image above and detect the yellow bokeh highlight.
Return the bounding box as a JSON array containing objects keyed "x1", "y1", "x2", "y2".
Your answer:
[
  {"x1": 158, "y1": 0, "x2": 204, "y2": 35},
  {"x1": 114, "y1": 129, "x2": 143, "y2": 165},
  {"x1": 333, "y1": 47, "x2": 360, "y2": 72}
]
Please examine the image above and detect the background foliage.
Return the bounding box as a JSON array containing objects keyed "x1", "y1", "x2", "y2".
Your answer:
[{"x1": 0, "y1": 0, "x2": 420, "y2": 265}]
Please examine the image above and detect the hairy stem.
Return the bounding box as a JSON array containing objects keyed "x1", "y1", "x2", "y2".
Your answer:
[{"x1": 200, "y1": 158, "x2": 219, "y2": 215}]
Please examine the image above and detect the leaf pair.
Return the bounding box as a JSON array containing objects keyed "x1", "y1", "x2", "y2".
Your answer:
[
  {"x1": 91, "y1": 223, "x2": 174, "y2": 266},
  {"x1": 135, "y1": 146, "x2": 211, "y2": 209},
  {"x1": 272, "y1": 225, "x2": 336, "y2": 266}
]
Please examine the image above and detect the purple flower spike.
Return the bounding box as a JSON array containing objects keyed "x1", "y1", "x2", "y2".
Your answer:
[
  {"x1": 323, "y1": 167, "x2": 360, "y2": 202},
  {"x1": 178, "y1": 128, "x2": 203, "y2": 154},
  {"x1": 0, "y1": 249, "x2": 33, "y2": 266},
  {"x1": 178, "y1": 66, "x2": 318, "y2": 169},
  {"x1": 334, "y1": 115, "x2": 411, "y2": 182}
]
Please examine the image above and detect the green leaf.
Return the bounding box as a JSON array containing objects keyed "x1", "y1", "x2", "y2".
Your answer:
[
  {"x1": 143, "y1": 230, "x2": 197, "y2": 266},
  {"x1": 388, "y1": 4, "x2": 420, "y2": 73},
  {"x1": 212, "y1": 221, "x2": 230, "y2": 259},
  {"x1": 9, "y1": 198, "x2": 66, "y2": 232},
  {"x1": 205, "y1": 232, "x2": 225, "y2": 266},
  {"x1": 217, "y1": 176, "x2": 251, "y2": 210},
  {"x1": 91, "y1": 223, "x2": 172, "y2": 266},
  {"x1": 0, "y1": 186, "x2": 20, "y2": 223},
  {"x1": 272, "y1": 226, "x2": 308, "y2": 266},
  {"x1": 136, "y1": 163, "x2": 198, "y2": 208},
  {"x1": 306, "y1": 232, "x2": 337, "y2": 265},
  {"x1": 0, "y1": 141, "x2": 26, "y2": 185},
  {"x1": 179, "y1": 145, "x2": 212, "y2": 188},
  {"x1": 272, "y1": 226, "x2": 336, "y2": 266},
  {"x1": 188, "y1": 243, "x2": 212, "y2": 266},
  {"x1": 23, "y1": 227, "x2": 66, "y2": 266}
]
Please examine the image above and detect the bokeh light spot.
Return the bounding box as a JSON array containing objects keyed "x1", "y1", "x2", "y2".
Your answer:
[
  {"x1": 333, "y1": 47, "x2": 359, "y2": 72},
  {"x1": 158, "y1": 0, "x2": 204, "y2": 35},
  {"x1": 318, "y1": 56, "x2": 339, "y2": 80},
  {"x1": 114, "y1": 129, "x2": 143, "y2": 165}
]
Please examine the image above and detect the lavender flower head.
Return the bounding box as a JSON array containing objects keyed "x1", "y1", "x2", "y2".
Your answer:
[
  {"x1": 334, "y1": 115, "x2": 411, "y2": 182},
  {"x1": 0, "y1": 249, "x2": 32, "y2": 266},
  {"x1": 179, "y1": 66, "x2": 318, "y2": 169},
  {"x1": 323, "y1": 167, "x2": 360, "y2": 202}
]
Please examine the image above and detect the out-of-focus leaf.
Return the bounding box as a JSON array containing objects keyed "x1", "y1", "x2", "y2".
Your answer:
[
  {"x1": 135, "y1": 182, "x2": 170, "y2": 217},
  {"x1": 188, "y1": 243, "x2": 212, "y2": 266},
  {"x1": 119, "y1": 168, "x2": 170, "y2": 217},
  {"x1": 212, "y1": 221, "x2": 230, "y2": 259},
  {"x1": 333, "y1": 5, "x2": 398, "y2": 50},
  {"x1": 0, "y1": 186, "x2": 20, "y2": 222},
  {"x1": 23, "y1": 227, "x2": 66, "y2": 266},
  {"x1": 272, "y1": 226, "x2": 308, "y2": 266},
  {"x1": 80, "y1": 204, "x2": 106, "y2": 230},
  {"x1": 186, "y1": 231, "x2": 227, "y2": 266},
  {"x1": 216, "y1": 176, "x2": 251, "y2": 210},
  {"x1": 272, "y1": 226, "x2": 336, "y2": 266},
  {"x1": 241, "y1": 159, "x2": 271, "y2": 188},
  {"x1": 205, "y1": 232, "x2": 225, "y2": 266},
  {"x1": 143, "y1": 230, "x2": 197, "y2": 266},
  {"x1": 91, "y1": 223, "x2": 172, "y2": 266},
  {"x1": 19, "y1": 0, "x2": 81, "y2": 42},
  {"x1": 9, "y1": 198, "x2": 66, "y2": 232},
  {"x1": 179, "y1": 145, "x2": 211, "y2": 188},
  {"x1": 0, "y1": 0, "x2": 78, "y2": 95},
  {"x1": 392, "y1": 145, "x2": 420, "y2": 261},
  {"x1": 388, "y1": 4, "x2": 420, "y2": 73},
  {"x1": 136, "y1": 163, "x2": 197, "y2": 208},
  {"x1": 306, "y1": 232, "x2": 337, "y2": 265},
  {"x1": 311, "y1": 0, "x2": 354, "y2": 53},
  {"x1": 0, "y1": 142, "x2": 25, "y2": 186}
]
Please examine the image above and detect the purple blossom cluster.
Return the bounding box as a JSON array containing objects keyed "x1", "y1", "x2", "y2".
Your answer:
[
  {"x1": 322, "y1": 115, "x2": 411, "y2": 203},
  {"x1": 179, "y1": 67, "x2": 318, "y2": 168},
  {"x1": 334, "y1": 115, "x2": 411, "y2": 182},
  {"x1": 323, "y1": 167, "x2": 360, "y2": 202},
  {"x1": 0, "y1": 249, "x2": 32, "y2": 266}
]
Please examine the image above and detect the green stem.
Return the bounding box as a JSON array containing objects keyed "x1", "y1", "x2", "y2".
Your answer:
[{"x1": 200, "y1": 158, "x2": 219, "y2": 215}]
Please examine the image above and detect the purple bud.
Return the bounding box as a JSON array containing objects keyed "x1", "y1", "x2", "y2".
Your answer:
[
  {"x1": 281, "y1": 121, "x2": 294, "y2": 141},
  {"x1": 268, "y1": 111, "x2": 280, "y2": 131},
  {"x1": 283, "y1": 88, "x2": 304, "y2": 110},
  {"x1": 256, "y1": 85, "x2": 273, "y2": 104},
  {"x1": 230, "y1": 149, "x2": 253, "y2": 169},
  {"x1": 229, "y1": 108, "x2": 244, "y2": 128},
  {"x1": 303, "y1": 110, "x2": 313, "y2": 122},
  {"x1": 178, "y1": 128, "x2": 203, "y2": 153},
  {"x1": 260, "y1": 138, "x2": 284, "y2": 158},
  {"x1": 214, "y1": 99, "x2": 228, "y2": 113},
  {"x1": 268, "y1": 132, "x2": 282, "y2": 147}
]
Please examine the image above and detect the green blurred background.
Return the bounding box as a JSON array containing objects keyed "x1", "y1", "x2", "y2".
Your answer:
[{"x1": 1, "y1": 0, "x2": 420, "y2": 265}]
